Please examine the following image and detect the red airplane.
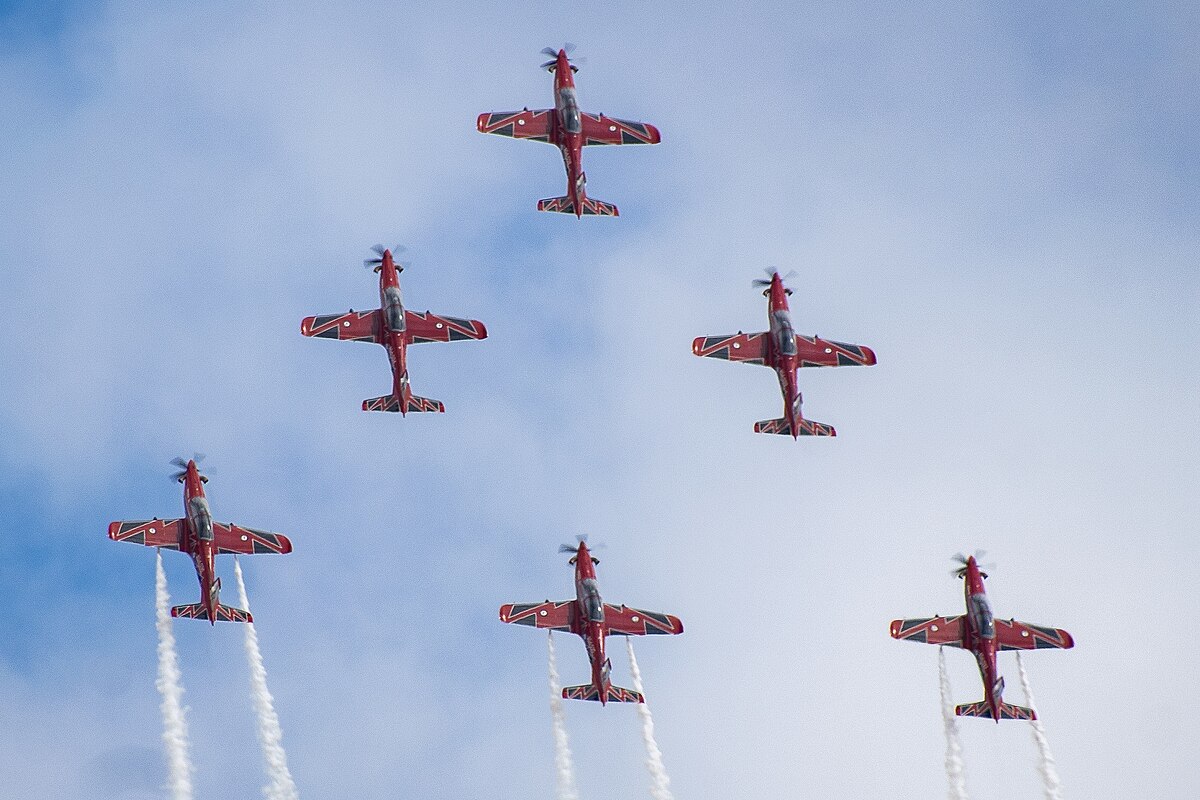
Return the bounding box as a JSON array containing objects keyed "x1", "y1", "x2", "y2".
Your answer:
[
  {"x1": 477, "y1": 44, "x2": 661, "y2": 218},
  {"x1": 499, "y1": 539, "x2": 683, "y2": 705},
  {"x1": 108, "y1": 457, "x2": 293, "y2": 624},
  {"x1": 890, "y1": 553, "x2": 1075, "y2": 722},
  {"x1": 692, "y1": 270, "x2": 877, "y2": 438},
  {"x1": 300, "y1": 246, "x2": 488, "y2": 414}
]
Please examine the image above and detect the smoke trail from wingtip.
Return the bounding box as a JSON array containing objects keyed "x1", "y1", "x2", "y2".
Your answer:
[
  {"x1": 546, "y1": 632, "x2": 579, "y2": 800},
  {"x1": 234, "y1": 557, "x2": 300, "y2": 800},
  {"x1": 155, "y1": 549, "x2": 194, "y2": 800},
  {"x1": 625, "y1": 638, "x2": 674, "y2": 800},
  {"x1": 1016, "y1": 652, "x2": 1064, "y2": 800},
  {"x1": 938, "y1": 647, "x2": 969, "y2": 800}
]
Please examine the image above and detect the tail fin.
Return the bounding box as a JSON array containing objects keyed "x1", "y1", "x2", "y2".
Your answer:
[
  {"x1": 537, "y1": 196, "x2": 619, "y2": 217},
  {"x1": 561, "y1": 683, "x2": 644, "y2": 704},
  {"x1": 753, "y1": 417, "x2": 837, "y2": 437},
  {"x1": 170, "y1": 602, "x2": 253, "y2": 624},
  {"x1": 955, "y1": 700, "x2": 1037, "y2": 721},
  {"x1": 361, "y1": 394, "x2": 445, "y2": 413}
]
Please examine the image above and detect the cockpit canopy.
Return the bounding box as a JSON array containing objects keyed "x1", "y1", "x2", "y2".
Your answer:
[
  {"x1": 188, "y1": 497, "x2": 214, "y2": 541},
  {"x1": 558, "y1": 88, "x2": 581, "y2": 134},
  {"x1": 969, "y1": 593, "x2": 995, "y2": 638},
  {"x1": 383, "y1": 286, "x2": 405, "y2": 333},
  {"x1": 773, "y1": 310, "x2": 797, "y2": 357},
  {"x1": 581, "y1": 577, "x2": 604, "y2": 623}
]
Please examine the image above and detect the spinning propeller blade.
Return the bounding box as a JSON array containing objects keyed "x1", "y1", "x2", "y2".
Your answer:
[
  {"x1": 558, "y1": 533, "x2": 605, "y2": 553},
  {"x1": 951, "y1": 550, "x2": 994, "y2": 577},
  {"x1": 540, "y1": 44, "x2": 582, "y2": 71},
  {"x1": 364, "y1": 244, "x2": 407, "y2": 269},
  {"x1": 752, "y1": 268, "x2": 798, "y2": 289}
]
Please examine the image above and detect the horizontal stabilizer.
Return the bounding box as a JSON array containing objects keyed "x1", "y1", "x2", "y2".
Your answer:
[
  {"x1": 361, "y1": 394, "x2": 445, "y2": 414},
  {"x1": 955, "y1": 700, "x2": 1036, "y2": 721},
  {"x1": 170, "y1": 602, "x2": 253, "y2": 624},
  {"x1": 405, "y1": 394, "x2": 444, "y2": 414},
  {"x1": 537, "y1": 196, "x2": 619, "y2": 217},
  {"x1": 753, "y1": 417, "x2": 836, "y2": 437},
  {"x1": 562, "y1": 683, "x2": 644, "y2": 704}
]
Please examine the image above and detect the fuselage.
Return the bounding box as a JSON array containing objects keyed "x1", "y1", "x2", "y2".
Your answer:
[
  {"x1": 763, "y1": 273, "x2": 803, "y2": 437},
  {"x1": 550, "y1": 50, "x2": 587, "y2": 217},
  {"x1": 570, "y1": 541, "x2": 612, "y2": 704},
  {"x1": 180, "y1": 460, "x2": 219, "y2": 625},
  {"x1": 376, "y1": 250, "x2": 412, "y2": 413},
  {"x1": 960, "y1": 556, "x2": 1003, "y2": 721}
]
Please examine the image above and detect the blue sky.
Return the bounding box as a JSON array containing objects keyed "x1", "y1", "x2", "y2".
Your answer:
[{"x1": 0, "y1": 2, "x2": 1197, "y2": 798}]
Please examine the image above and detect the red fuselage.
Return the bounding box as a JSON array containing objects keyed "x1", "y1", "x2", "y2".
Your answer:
[
  {"x1": 179, "y1": 460, "x2": 221, "y2": 625},
  {"x1": 547, "y1": 50, "x2": 588, "y2": 217},
  {"x1": 761, "y1": 274, "x2": 805, "y2": 438},
  {"x1": 958, "y1": 556, "x2": 1005, "y2": 721},
  {"x1": 569, "y1": 541, "x2": 615, "y2": 704},
  {"x1": 375, "y1": 250, "x2": 414, "y2": 413}
]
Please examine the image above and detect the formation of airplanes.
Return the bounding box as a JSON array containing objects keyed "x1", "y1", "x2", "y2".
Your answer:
[{"x1": 104, "y1": 44, "x2": 1075, "y2": 770}]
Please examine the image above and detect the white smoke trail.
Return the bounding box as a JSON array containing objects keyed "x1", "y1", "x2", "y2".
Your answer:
[
  {"x1": 546, "y1": 631, "x2": 579, "y2": 800},
  {"x1": 234, "y1": 557, "x2": 300, "y2": 800},
  {"x1": 1016, "y1": 652, "x2": 1064, "y2": 800},
  {"x1": 155, "y1": 549, "x2": 194, "y2": 800},
  {"x1": 625, "y1": 638, "x2": 674, "y2": 800},
  {"x1": 938, "y1": 647, "x2": 969, "y2": 800}
]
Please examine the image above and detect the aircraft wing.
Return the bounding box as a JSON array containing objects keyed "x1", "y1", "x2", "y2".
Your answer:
[
  {"x1": 692, "y1": 332, "x2": 769, "y2": 365},
  {"x1": 499, "y1": 601, "x2": 575, "y2": 631},
  {"x1": 108, "y1": 519, "x2": 185, "y2": 550},
  {"x1": 795, "y1": 336, "x2": 877, "y2": 367},
  {"x1": 213, "y1": 523, "x2": 293, "y2": 555},
  {"x1": 476, "y1": 110, "x2": 554, "y2": 142},
  {"x1": 995, "y1": 619, "x2": 1075, "y2": 651},
  {"x1": 889, "y1": 615, "x2": 965, "y2": 647},
  {"x1": 404, "y1": 311, "x2": 488, "y2": 344},
  {"x1": 580, "y1": 113, "x2": 661, "y2": 146},
  {"x1": 603, "y1": 604, "x2": 684, "y2": 636},
  {"x1": 301, "y1": 310, "x2": 382, "y2": 343}
]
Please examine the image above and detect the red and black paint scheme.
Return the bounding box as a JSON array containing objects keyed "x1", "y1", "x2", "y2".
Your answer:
[
  {"x1": 477, "y1": 45, "x2": 660, "y2": 218},
  {"x1": 300, "y1": 247, "x2": 487, "y2": 414},
  {"x1": 692, "y1": 270, "x2": 877, "y2": 438},
  {"x1": 500, "y1": 539, "x2": 683, "y2": 705},
  {"x1": 108, "y1": 458, "x2": 292, "y2": 625},
  {"x1": 890, "y1": 554, "x2": 1075, "y2": 722}
]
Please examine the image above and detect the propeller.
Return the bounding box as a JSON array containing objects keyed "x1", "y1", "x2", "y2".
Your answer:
[
  {"x1": 559, "y1": 532, "x2": 588, "y2": 554},
  {"x1": 170, "y1": 453, "x2": 209, "y2": 483},
  {"x1": 752, "y1": 267, "x2": 797, "y2": 288},
  {"x1": 540, "y1": 43, "x2": 584, "y2": 72},
  {"x1": 363, "y1": 244, "x2": 409, "y2": 272},
  {"x1": 557, "y1": 533, "x2": 606, "y2": 554},
  {"x1": 951, "y1": 550, "x2": 996, "y2": 578}
]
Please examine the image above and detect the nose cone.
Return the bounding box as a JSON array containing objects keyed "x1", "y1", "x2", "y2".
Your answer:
[{"x1": 861, "y1": 346, "x2": 878, "y2": 366}]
